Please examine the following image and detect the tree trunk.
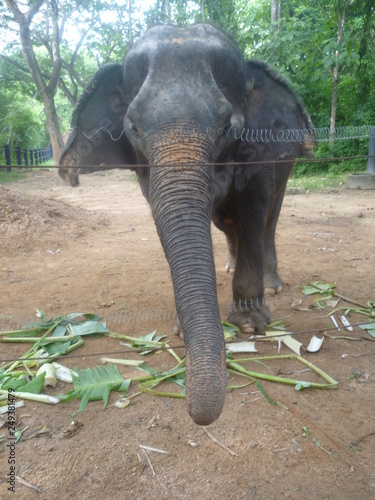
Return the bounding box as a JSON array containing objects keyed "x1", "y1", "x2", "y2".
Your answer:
[
  {"x1": 330, "y1": 0, "x2": 350, "y2": 149},
  {"x1": 5, "y1": 0, "x2": 65, "y2": 162},
  {"x1": 228, "y1": 0, "x2": 232, "y2": 23},
  {"x1": 271, "y1": 0, "x2": 281, "y2": 31},
  {"x1": 166, "y1": 0, "x2": 171, "y2": 22},
  {"x1": 201, "y1": 0, "x2": 205, "y2": 22},
  {"x1": 271, "y1": 0, "x2": 277, "y2": 30},
  {"x1": 128, "y1": 0, "x2": 133, "y2": 47}
]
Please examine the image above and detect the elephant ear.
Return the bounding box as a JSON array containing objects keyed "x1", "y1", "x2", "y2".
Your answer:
[
  {"x1": 236, "y1": 60, "x2": 315, "y2": 165},
  {"x1": 60, "y1": 63, "x2": 136, "y2": 171}
]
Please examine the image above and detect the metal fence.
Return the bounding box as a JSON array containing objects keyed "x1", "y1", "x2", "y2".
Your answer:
[{"x1": 3, "y1": 144, "x2": 53, "y2": 171}]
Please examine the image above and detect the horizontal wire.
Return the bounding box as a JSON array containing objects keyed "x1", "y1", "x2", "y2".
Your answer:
[
  {"x1": 2, "y1": 124, "x2": 374, "y2": 164},
  {"x1": 0, "y1": 322, "x2": 372, "y2": 365},
  {"x1": 1, "y1": 155, "x2": 374, "y2": 171},
  {"x1": 52, "y1": 124, "x2": 375, "y2": 144}
]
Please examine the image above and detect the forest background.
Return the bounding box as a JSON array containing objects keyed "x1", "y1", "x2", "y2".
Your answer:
[{"x1": 1, "y1": 0, "x2": 374, "y2": 176}]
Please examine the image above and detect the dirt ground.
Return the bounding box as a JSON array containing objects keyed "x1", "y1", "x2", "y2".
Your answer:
[{"x1": 0, "y1": 168, "x2": 374, "y2": 499}]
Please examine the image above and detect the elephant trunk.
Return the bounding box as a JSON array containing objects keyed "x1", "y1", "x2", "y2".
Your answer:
[{"x1": 149, "y1": 144, "x2": 227, "y2": 425}]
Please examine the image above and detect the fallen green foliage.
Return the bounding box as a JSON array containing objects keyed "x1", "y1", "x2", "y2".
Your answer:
[
  {"x1": 0, "y1": 310, "x2": 339, "y2": 413},
  {"x1": 0, "y1": 312, "x2": 109, "y2": 406},
  {"x1": 359, "y1": 321, "x2": 375, "y2": 338},
  {"x1": 119, "y1": 329, "x2": 167, "y2": 355},
  {"x1": 300, "y1": 281, "x2": 336, "y2": 297},
  {"x1": 60, "y1": 365, "x2": 131, "y2": 411},
  {"x1": 301, "y1": 281, "x2": 375, "y2": 338}
]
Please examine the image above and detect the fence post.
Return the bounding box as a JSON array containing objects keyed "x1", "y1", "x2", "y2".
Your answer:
[
  {"x1": 38, "y1": 149, "x2": 42, "y2": 164},
  {"x1": 4, "y1": 144, "x2": 11, "y2": 172},
  {"x1": 34, "y1": 149, "x2": 38, "y2": 165},
  {"x1": 23, "y1": 148, "x2": 28, "y2": 166},
  {"x1": 15, "y1": 147, "x2": 22, "y2": 170},
  {"x1": 368, "y1": 126, "x2": 375, "y2": 173},
  {"x1": 29, "y1": 149, "x2": 34, "y2": 166}
]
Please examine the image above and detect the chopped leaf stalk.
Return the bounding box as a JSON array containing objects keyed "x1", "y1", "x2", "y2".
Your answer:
[{"x1": 0, "y1": 390, "x2": 59, "y2": 404}]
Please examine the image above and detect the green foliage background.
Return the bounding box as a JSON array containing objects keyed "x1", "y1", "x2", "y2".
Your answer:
[{"x1": 1, "y1": 0, "x2": 374, "y2": 174}]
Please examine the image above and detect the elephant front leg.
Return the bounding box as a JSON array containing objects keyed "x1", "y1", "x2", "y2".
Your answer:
[{"x1": 227, "y1": 219, "x2": 271, "y2": 334}]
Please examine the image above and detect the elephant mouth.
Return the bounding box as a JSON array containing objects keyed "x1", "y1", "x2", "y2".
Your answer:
[{"x1": 58, "y1": 164, "x2": 80, "y2": 187}]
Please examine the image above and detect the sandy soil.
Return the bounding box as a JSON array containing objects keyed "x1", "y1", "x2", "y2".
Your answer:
[{"x1": 0, "y1": 168, "x2": 374, "y2": 499}]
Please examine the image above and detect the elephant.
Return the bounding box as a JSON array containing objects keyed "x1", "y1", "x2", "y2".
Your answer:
[{"x1": 59, "y1": 23, "x2": 314, "y2": 426}]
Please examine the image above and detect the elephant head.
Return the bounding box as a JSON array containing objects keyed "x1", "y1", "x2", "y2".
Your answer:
[{"x1": 59, "y1": 24, "x2": 314, "y2": 425}]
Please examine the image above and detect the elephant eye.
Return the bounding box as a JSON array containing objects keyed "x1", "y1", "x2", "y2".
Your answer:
[
  {"x1": 273, "y1": 118, "x2": 285, "y2": 129},
  {"x1": 220, "y1": 123, "x2": 232, "y2": 137}
]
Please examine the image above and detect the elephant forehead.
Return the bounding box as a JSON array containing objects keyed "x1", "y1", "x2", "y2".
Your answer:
[
  {"x1": 141, "y1": 23, "x2": 227, "y2": 47},
  {"x1": 128, "y1": 26, "x2": 231, "y2": 69}
]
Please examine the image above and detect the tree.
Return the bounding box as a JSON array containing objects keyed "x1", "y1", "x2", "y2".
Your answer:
[
  {"x1": 271, "y1": 0, "x2": 281, "y2": 31},
  {"x1": 1, "y1": 1, "x2": 139, "y2": 162},
  {"x1": 1, "y1": 0, "x2": 374, "y2": 174},
  {"x1": 4, "y1": 0, "x2": 65, "y2": 161},
  {"x1": 329, "y1": 0, "x2": 351, "y2": 148}
]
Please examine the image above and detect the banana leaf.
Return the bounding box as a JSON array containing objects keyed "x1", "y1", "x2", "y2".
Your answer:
[{"x1": 61, "y1": 364, "x2": 130, "y2": 411}]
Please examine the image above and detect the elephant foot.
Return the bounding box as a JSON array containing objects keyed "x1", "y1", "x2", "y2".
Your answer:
[
  {"x1": 227, "y1": 299, "x2": 271, "y2": 334},
  {"x1": 173, "y1": 317, "x2": 184, "y2": 339},
  {"x1": 264, "y1": 271, "x2": 283, "y2": 296},
  {"x1": 225, "y1": 256, "x2": 236, "y2": 274}
]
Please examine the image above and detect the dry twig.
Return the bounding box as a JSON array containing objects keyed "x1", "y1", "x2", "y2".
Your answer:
[
  {"x1": 202, "y1": 428, "x2": 238, "y2": 457},
  {"x1": 349, "y1": 430, "x2": 375, "y2": 449},
  {"x1": 139, "y1": 444, "x2": 170, "y2": 455},
  {"x1": 141, "y1": 448, "x2": 155, "y2": 476},
  {"x1": 16, "y1": 475, "x2": 42, "y2": 493}
]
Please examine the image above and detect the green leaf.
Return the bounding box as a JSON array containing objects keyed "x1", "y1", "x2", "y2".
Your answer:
[
  {"x1": 222, "y1": 321, "x2": 240, "y2": 340},
  {"x1": 359, "y1": 322, "x2": 375, "y2": 339},
  {"x1": 69, "y1": 320, "x2": 108, "y2": 336},
  {"x1": 255, "y1": 380, "x2": 278, "y2": 406},
  {"x1": 295, "y1": 382, "x2": 311, "y2": 391},
  {"x1": 137, "y1": 362, "x2": 163, "y2": 377},
  {"x1": 1, "y1": 375, "x2": 28, "y2": 390},
  {"x1": 138, "y1": 330, "x2": 159, "y2": 342},
  {"x1": 18, "y1": 373, "x2": 46, "y2": 394},
  {"x1": 7, "y1": 330, "x2": 45, "y2": 338},
  {"x1": 119, "y1": 379, "x2": 131, "y2": 393},
  {"x1": 123, "y1": 330, "x2": 167, "y2": 354},
  {"x1": 41, "y1": 337, "x2": 82, "y2": 356},
  {"x1": 300, "y1": 281, "x2": 336, "y2": 296},
  {"x1": 51, "y1": 324, "x2": 68, "y2": 337},
  {"x1": 64, "y1": 364, "x2": 124, "y2": 411},
  {"x1": 65, "y1": 313, "x2": 102, "y2": 322}
]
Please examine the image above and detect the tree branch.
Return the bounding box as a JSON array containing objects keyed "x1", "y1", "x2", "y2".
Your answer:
[
  {"x1": 25, "y1": 0, "x2": 45, "y2": 24},
  {"x1": 47, "y1": 0, "x2": 62, "y2": 96},
  {"x1": 0, "y1": 53, "x2": 33, "y2": 77},
  {"x1": 57, "y1": 77, "x2": 76, "y2": 106},
  {"x1": 0, "y1": 53, "x2": 77, "y2": 105}
]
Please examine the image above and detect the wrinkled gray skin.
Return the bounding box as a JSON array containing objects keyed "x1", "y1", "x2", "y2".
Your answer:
[{"x1": 59, "y1": 24, "x2": 314, "y2": 426}]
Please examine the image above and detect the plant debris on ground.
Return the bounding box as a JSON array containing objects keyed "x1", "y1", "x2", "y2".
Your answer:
[{"x1": 0, "y1": 281, "x2": 373, "y2": 413}]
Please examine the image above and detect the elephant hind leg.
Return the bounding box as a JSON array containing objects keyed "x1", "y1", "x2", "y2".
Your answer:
[
  {"x1": 173, "y1": 316, "x2": 183, "y2": 339},
  {"x1": 212, "y1": 211, "x2": 237, "y2": 273},
  {"x1": 263, "y1": 168, "x2": 291, "y2": 295},
  {"x1": 264, "y1": 272, "x2": 283, "y2": 296},
  {"x1": 263, "y1": 205, "x2": 283, "y2": 296},
  {"x1": 225, "y1": 225, "x2": 237, "y2": 274}
]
